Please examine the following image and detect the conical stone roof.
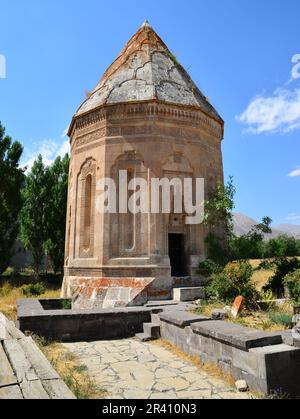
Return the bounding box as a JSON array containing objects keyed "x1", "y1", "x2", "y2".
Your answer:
[{"x1": 75, "y1": 21, "x2": 222, "y2": 122}]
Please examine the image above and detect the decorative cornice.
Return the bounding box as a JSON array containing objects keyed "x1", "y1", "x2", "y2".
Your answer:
[{"x1": 68, "y1": 100, "x2": 224, "y2": 140}]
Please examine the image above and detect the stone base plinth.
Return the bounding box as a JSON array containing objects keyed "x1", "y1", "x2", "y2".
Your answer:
[{"x1": 62, "y1": 275, "x2": 204, "y2": 310}]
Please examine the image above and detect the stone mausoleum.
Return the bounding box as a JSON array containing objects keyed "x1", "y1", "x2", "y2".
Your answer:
[{"x1": 62, "y1": 21, "x2": 224, "y2": 309}]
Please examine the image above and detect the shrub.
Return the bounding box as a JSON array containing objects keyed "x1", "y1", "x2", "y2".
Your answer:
[
  {"x1": 260, "y1": 290, "x2": 276, "y2": 311},
  {"x1": 206, "y1": 261, "x2": 259, "y2": 308},
  {"x1": 264, "y1": 257, "x2": 300, "y2": 297},
  {"x1": 22, "y1": 282, "x2": 46, "y2": 297},
  {"x1": 284, "y1": 269, "x2": 300, "y2": 302},
  {"x1": 62, "y1": 299, "x2": 72, "y2": 310},
  {"x1": 268, "y1": 312, "x2": 293, "y2": 328},
  {"x1": 256, "y1": 260, "x2": 275, "y2": 271},
  {"x1": 198, "y1": 259, "x2": 221, "y2": 278},
  {"x1": 0, "y1": 281, "x2": 13, "y2": 297}
]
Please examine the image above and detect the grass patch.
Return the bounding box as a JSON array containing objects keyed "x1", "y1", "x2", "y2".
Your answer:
[
  {"x1": 194, "y1": 301, "x2": 293, "y2": 332},
  {"x1": 268, "y1": 312, "x2": 293, "y2": 328},
  {"x1": 34, "y1": 336, "x2": 108, "y2": 399},
  {"x1": 0, "y1": 278, "x2": 61, "y2": 321}
]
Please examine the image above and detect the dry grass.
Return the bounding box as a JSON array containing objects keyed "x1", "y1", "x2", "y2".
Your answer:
[
  {"x1": 229, "y1": 312, "x2": 289, "y2": 332},
  {"x1": 249, "y1": 259, "x2": 274, "y2": 291},
  {"x1": 194, "y1": 301, "x2": 293, "y2": 332},
  {"x1": 152, "y1": 339, "x2": 237, "y2": 388},
  {"x1": 35, "y1": 338, "x2": 108, "y2": 399},
  {"x1": 0, "y1": 281, "x2": 60, "y2": 322}
]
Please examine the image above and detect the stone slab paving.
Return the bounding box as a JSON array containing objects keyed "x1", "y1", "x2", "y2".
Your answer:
[{"x1": 62, "y1": 339, "x2": 252, "y2": 399}]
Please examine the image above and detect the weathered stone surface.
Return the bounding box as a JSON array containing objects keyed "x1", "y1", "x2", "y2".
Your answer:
[
  {"x1": 191, "y1": 321, "x2": 283, "y2": 350},
  {"x1": 0, "y1": 343, "x2": 18, "y2": 388},
  {"x1": 20, "y1": 378, "x2": 50, "y2": 400},
  {"x1": 235, "y1": 380, "x2": 248, "y2": 392},
  {"x1": 19, "y1": 337, "x2": 60, "y2": 381},
  {"x1": 62, "y1": 338, "x2": 250, "y2": 399},
  {"x1": 280, "y1": 330, "x2": 294, "y2": 346},
  {"x1": 292, "y1": 315, "x2": 300, "y2": 326},
  {"x1": 18, "y1": 299, "x2": 154, "y2": 341},
  {"x1": 0, "y1": 385, "x2": 23, "y2": 399},
  {"x1": 159, "y1": 311, "x2": 210, "y2": 328},
  {"x1": 212, "y1": 309, "x2": 228, "y2": 321},
  {"x1": 75, "y1": 22, "x2": 222, "y2": 121},
  {"x1": 3, "y1": 339, "x2": 38, "y2": 383},
  {"x1": 42, "y1": 379, "x2": 77, "y2": 400},
  {"x1": 173, "y1": 287, "x2": 205, "y2": 302},
  {"x1": 1, "y1": 313, "x2": 25, "y2": 341},
  {"x1": 0, "y1": 312, "x2": 75, "y2": 400}
]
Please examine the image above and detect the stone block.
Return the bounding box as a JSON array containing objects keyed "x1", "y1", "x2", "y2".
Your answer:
[
  {"x1": 159, "y1": 311, "x2": 210, "y2": 328},
  {"x1": 250, "y1": 344, "x2": 300, "y2": 396},
  {"x1": 173, "y1": 287, "x2": 205, "y2": 302},
  {"x1": 212, "y1": 309, "x2": 228, "y2": 320},
  {"x1": 235, "y1": 380, "x2": 248, "y2": 392},
  {"x1": 191, "y1": 321, "x2": 283, "y2": 351}
]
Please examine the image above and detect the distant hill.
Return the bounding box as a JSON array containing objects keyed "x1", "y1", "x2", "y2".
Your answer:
[
  {"x1": 232, "y1": 213, "x2": 300, "y2": 240},
  {"x1": 277, "y1": 224, "x2": 300, "y2": 239}
]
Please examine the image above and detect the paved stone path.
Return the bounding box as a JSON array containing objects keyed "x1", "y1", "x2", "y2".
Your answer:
[{"x1": 63, "y1": 339, "x2": 252, "y2": 399}]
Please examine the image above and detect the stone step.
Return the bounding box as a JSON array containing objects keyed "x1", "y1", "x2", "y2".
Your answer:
[{"x1": 143, "y1": 323, "x2": 161, "y2": 339}]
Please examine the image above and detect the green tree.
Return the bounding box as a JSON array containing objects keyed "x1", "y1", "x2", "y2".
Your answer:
[
  {"x1": 203, "y1": 177, "x2": 236, "y2": 265},
  {"x1": 0, "y1": 122, "x2": 24, "y2": 274},
  {"x1": 45, "y1": 154, "x2": 70, "y2": 274},
  {"x1": 264, "y1": 257, "x2": 300, "y2": 297},
  {"x1": 264, "y1": 235, "x2": 300, "y2": 258},
  {"x1": 206, "y1": 261, "x2": 259, "y2": 309},
  {"x1": 20, "y1": 155, "x2": 49, "y2": 277},
  {"x1": 229, "y1": 216, "x2": 272, "y2": 260}
]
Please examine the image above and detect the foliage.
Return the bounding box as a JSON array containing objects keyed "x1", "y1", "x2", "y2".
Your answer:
[
  {"x1": 229, "y1": 217, "x2": 272, "y2": 260},
  {"x1": 20, "y1": 154, "x2": 70, "y2": 277},
  {"x1": 206, "y1": 261, "x2": 259, "y2": 308},
  {"x1": 20, "y1": 155, "x2": 50, "y2": 277},
  {"x1": 198, "y1": 259, "x2": 222, "y2": 278},
  {"x1": 264, "y1": 257, "x2": 300, "y2": 297},
  {"x1": 44, "y1": 154, "x2": 70, "y2": 274},
  {"x1": 264, "y1": 235, "x2": 300, "y2": 258},
  {"x1": 0, "y1": 122, "x2": 24, "y2": 274},
  {"x1": 257, "y1": 259, "x2": 275, "y2": 271},
  {"x1": 204, "y1": 177, "x2": 236, "y2": 265},
  {"x1": 284, "y1": 269, "x2": 300, "y2": 302},
  {"x1": 22, "y1": 282, "x2": 46, "y2": 297},
  {"x1": 268, "y1": 312, "x2": 293, "y2": 328},
  {"x1": 62, "y1": 299, "x2": 72, "y2": 310},
  {"x1": 260, "y1": 289, "x2": 276, "y2": 311}
]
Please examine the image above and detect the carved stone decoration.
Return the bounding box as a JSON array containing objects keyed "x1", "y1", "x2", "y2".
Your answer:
[{"x1": 77, "y1": 158, "x2": 96, "y2": 259}]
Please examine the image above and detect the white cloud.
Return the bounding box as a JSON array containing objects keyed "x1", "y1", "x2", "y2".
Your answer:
[
  {"x1": 237, "y1": 88, "x2": 300, "y2": 134},
  {"x1": 291, "y1": 54, "x2": 300, "y2": 81},
  {"x1": 288, "y1": 167, "x2": 300, "y2": 177},
  {"x1": 22, "y1": 137, "x2": 70, "y2": 172}
]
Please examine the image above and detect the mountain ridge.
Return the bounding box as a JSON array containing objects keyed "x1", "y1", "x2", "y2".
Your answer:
[{"x1": 233, "y1": 213, "x2": 300, "y2": 240}]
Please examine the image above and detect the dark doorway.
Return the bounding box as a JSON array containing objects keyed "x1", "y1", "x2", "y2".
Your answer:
[{"x1": 168, "y1": 234, "x2": 188, "y2": 277}]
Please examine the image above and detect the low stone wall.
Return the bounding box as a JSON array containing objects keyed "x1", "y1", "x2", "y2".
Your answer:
[
  {"x1": 17, "y1": 299, "x2": 155, "y2": 342},
  {"x1": 158, "y1": 311, "x2": 300, "y2": 396},
  {"x1": 0, "y1": 312, "x2": 75, "y2": 399}
]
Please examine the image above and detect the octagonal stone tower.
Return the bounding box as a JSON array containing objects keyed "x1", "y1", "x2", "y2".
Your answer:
[{"x1": 62, "y1": 21, "x2": 224, "y2": 309}]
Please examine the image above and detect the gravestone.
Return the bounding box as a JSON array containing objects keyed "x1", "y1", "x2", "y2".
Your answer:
[{"x1": 231, "y1": 296, "x2": 244, "y2": 318}]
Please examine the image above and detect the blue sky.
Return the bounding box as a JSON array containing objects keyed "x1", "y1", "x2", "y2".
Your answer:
[{"x1": 0, "y1": 0, "x2": 299, "y2": 226}]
